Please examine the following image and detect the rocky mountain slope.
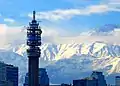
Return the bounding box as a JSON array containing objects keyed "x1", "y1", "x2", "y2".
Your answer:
[{"x1": 0, "y1": 41, "x2": 120, "y2": 85}]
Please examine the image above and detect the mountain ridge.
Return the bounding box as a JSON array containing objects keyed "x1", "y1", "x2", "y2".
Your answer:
[{"x1": 0, "y1": 41, "x2": 120, "y2": 85}]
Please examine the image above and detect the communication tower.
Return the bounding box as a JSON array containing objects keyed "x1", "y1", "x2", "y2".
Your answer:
[{"x1": 27, "y1": 11, "x2": 42, "y2": 86}]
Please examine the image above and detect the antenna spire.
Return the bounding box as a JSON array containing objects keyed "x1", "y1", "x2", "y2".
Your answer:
[{"x1": 33, "y1": 11, "x2": 36, "y2": 20}]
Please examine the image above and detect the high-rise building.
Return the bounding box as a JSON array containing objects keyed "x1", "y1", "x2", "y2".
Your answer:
[
  {"x1": 0, "y1": 62, "x2": 7, "y2": 86},
  {"x1": 0, "y1": 62, "x2": 6, "y2": 80},
  {"x1": 39, "y1": 68, "x2": 49, "y2": 86},
  {"x1": 73, "y1": 77, "x2": 98, "y2": 86},
  {"x1": 6, "y1": 64, "x2": 18, "y2": 86},
  {"x1": 115, "y1": 76, "x2": 120, "y2": 86},
  {"x1": 0, "y1": 61, "x2": 18, "y2": 86},
  {"x1": 90, "y1": 71, "x2": 107, "y2": 86},
  {"x1": 73, "y1": 71, "x2": 107, "y2": 86},
  {"x1": 24, "y1": 68, "x2": 49, "y2": 86}
]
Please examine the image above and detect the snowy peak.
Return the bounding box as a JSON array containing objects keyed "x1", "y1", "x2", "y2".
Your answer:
[
  {"x1": 98, "y1": 24, "x2": 119, "y2": 32},
  {"x1": 12, "y1": 42, "x2": 120, "y2": 61},
  {"x1": 0, "y1": 41, "x2": 120, "y2": 85}
]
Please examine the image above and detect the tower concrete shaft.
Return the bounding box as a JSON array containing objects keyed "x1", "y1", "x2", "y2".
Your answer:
[
  {"x1": 27, "y1": 11, "x2": 42, "y2": 86},
  {"x1": 28, "y1": 57, "x2": 39, "y2": 86}
]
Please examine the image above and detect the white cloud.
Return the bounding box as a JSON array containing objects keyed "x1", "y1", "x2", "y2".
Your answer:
[
  {"x1": 0, "y1": 24, "x2": 68, "y2": 48},
  {"x1": 0, "y1": 24, "x2": 8, "y2": 48},
  {"x1": 101, "y1": 0, "x2": 120, "y2": 9},
  {"x1": 53, "y1": 30, "x2": 120, "y2": 45},
  {"x1": 107, "y1": 0, "x2": 120, "y2": 3},
  {"x1": 4, "y1": 18, "x2": 15, "y2": 23},
  {"x1": 42, "y1": 26, "x2": 59, "y2": 37},
  {"x1": 0, "y1": 23, "x2": 120, "y2": 49},
  {"x1": 0, "y1": 24, "x2": 7, "y2": 35},
  {"x1": 88, "y1": 5, "x2": 109, "y2": 13},
  {"x1": 28, "y1": 4, "x2": 120, "y2": 21},
  {"x1": 41, "y1": 27, "x2": 120, "y2": 45},
  {"x1": 0, "y1": 24, "x2": 25, "y2": 48}
]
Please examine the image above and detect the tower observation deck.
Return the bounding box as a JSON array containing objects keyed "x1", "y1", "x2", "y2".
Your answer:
[{"x1": 27, "y1": 11, "x2": 42, "y2": 86}]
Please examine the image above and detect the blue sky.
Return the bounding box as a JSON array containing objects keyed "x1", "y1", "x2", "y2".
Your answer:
[{"x1": 0, "y1": 0, "x2": 120, "y2": 35}]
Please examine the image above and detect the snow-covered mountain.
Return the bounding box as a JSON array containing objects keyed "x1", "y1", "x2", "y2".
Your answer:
[
  {"x1": 0, "y1": 41, "x2": 120, "y2": 85},
  {"x1": 13, "y1": 41, "x2": 120, "y2": 61},
  {"x1": 0, "y1": 22, "x2": 120, "y2": 85}
]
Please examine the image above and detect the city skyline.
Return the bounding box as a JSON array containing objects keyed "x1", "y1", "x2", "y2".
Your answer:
[{"x1": 0, "y1": 1, "x2": 120, "y2": 86}]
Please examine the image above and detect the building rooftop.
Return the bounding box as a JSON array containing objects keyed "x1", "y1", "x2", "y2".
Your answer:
[{"x1": 116, "y1": 76, "x2": 120, "y2": 78}]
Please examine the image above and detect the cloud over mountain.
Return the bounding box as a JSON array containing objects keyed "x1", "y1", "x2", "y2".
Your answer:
[
  {"x1": 0, "y1": 24, "x2": 120, "y2": 49},
  {"x1": 28, "y1": 4, "x2": 120, "y2": 21}
]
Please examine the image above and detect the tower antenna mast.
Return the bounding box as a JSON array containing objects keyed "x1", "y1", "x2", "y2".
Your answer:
[{"x1": 33, "y1": 11, "x2": 35, "y2": 20}]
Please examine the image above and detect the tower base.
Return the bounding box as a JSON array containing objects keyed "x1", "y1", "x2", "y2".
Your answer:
[{"x1": 28, "y1": 57, "x2": 39, "y2": 86}]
